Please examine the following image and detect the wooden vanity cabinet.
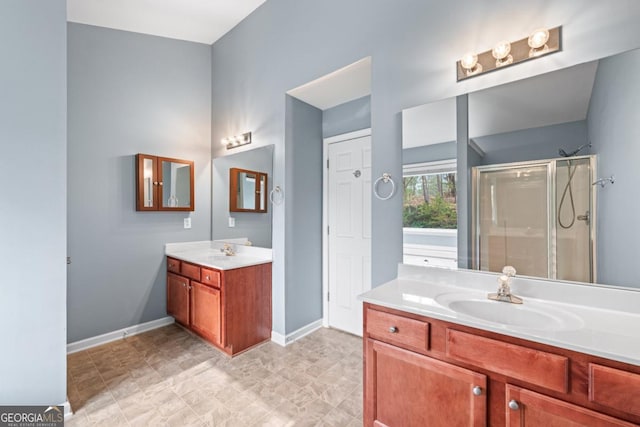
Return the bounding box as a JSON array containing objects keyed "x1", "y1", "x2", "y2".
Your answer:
[
  {"x1": 363, "y1": 303, "x2": 640, "y2": 426},
  {"x1": 190, "y1": 281, "x2": 221, "y2": 345},
  {"x1": 367, "y1": 339, "x2": 487, "y2": 426},
  {"x1": 166, "y1": 256, "x2": 271, "y2": 356},
  {"x1": 505, "y1": 385, "x2": 637, "y2": 426},
  {"x1": 167, "y1": 272, "x2": 189, "y2": 325}
]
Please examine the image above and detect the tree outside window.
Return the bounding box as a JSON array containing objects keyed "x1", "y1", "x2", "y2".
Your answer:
[{"x1": 403, "y1": 172, "x2": 457, "y2": 229}]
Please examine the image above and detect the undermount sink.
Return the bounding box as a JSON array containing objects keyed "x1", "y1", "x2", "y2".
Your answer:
[{"x1": 435, "y1": 292, "x2": 583, "y2": 331}]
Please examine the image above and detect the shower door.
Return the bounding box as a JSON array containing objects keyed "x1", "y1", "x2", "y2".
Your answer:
[
  {"x1": 473, "y1": 156, "x2": 595, "y2": 282},
  {"x1": 474, "y1": 162, "x2": 551, "y2": 278}
]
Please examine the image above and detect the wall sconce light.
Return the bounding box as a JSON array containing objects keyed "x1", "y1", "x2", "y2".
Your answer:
[
  {"x1": 457, "y1": 26, "x2": 561, "y2": 81},
  {"x1": 221, "y1": 131, "x2": 252, "y2": 150}
]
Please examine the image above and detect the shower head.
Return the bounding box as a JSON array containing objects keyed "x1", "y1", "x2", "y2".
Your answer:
[{"x1": 559, "y1": 143, "x2": 592, "y2": 157}]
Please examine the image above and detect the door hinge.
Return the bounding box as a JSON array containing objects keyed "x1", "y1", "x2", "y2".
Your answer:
[
  {"x1": 327, "y1": 292, "x2": 330, "y2": 302},
  {"x1": 327, "y1": 159, "x2": 329, "y2": 169},
  {"x1": 327, "y1": 226, "x2": 330, "y2": 235}
]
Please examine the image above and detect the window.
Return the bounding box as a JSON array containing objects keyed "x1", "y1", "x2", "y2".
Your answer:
[
  {"x1": 403, "y1": 160, "x2": 457, "y2": 229},
  {"x1": 402, "y1": 160, "x2": 458, "y2": 269}
]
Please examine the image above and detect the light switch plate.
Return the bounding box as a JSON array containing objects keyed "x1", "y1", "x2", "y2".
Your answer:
[
  {"x1": 183, "y1": 218, "x2": 191, "y2": 229},
  {"x1": 228, "y1": 217, "x2": 235, "y2": 227}
]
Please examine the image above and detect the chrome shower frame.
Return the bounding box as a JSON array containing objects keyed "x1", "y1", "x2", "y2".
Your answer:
[{"x1": 471, "y1": 154, "x2": 597, "y2": 283}]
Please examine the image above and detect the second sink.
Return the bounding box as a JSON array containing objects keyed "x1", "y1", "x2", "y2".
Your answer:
[{"x1": 435, "y1": 292, "x2": 584, "y2": 331}]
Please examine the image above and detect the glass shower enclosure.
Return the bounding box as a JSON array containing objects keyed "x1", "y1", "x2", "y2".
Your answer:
[{"x1": 472, "y1": 155, "x2": 596, "y2": 283}]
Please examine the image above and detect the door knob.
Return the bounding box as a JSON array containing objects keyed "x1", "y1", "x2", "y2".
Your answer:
[{"x1": 353, "y1": 170, "x2": 361, "y2": 178}]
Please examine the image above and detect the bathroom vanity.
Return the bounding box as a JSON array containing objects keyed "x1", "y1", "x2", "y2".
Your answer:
[
  {"x1": 360, "y1": 265, "x2": 640, "y2": 426},
  {"x1": 165, "y1": 241, "x2": 272, "y2": 356}
]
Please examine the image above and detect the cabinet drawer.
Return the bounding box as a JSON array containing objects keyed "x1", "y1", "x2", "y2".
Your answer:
[
  {"x1": 446, "y1": 329, "x2": 569, "y2": 393},
  {"x1": 590, "y1": 364, "x2": 640, "y2": 417},
  {"x1": 181, "y1": 262, "x2": 200, "y2": 281},
  {"x1": 200, "y1": 268, "x2": 221, "y2": 288},
  {"x1": 366, "y1": 308, "x2": 429, "y2": 352},
  {"x1": 167, "y1": 257, "x2": 181, "y2": 273}
]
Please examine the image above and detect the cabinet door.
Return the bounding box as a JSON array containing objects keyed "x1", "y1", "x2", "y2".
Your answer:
[
  {"x1": 136, "y1": 154, "x2": 159, "y2": 210},
  {"x1": 506, "y1": 385, "x2": 636, "y2": 427},
  {"x1": 190, "y1": 281, "x2": 221, "y2": 345},
  {"x1": 365, "y1": 339, "x2": 487, "y2": 427},
  {"x1": 167, "y1": 272, "x2": 190, "y2": 326}
]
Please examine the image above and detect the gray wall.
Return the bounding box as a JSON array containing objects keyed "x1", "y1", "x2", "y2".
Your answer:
[
  {"x1": 473, "y1": 120, "x2": 589, "y2": 165},
  {"x1": 587, "y1": 49, "x2": 640, "y2": 288},
  {"x1": 0, "y1": 0, "x2": 67, "y2": 404},
  {"x1": 403, "y1": 141, "x2": 456, "y2": 165},
  {"x1": 210, "y1": 0, "x2": 640, "y2": 336},
  {"x1": 212, "y1": 145, "x2": 274, "y2": 247},
  {"x1": 323, "y1": 95, "x2": 371, "y2": 138},
  {"x1": 67, "y1": 24, "x2": 212, "y2": 342},
  {"x1": 285, "y1": 96, "x2": 324, "y2": 333}
]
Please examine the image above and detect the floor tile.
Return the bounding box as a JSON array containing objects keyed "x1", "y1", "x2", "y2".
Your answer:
[{"x1": 67, "y1": 325, "x2": 363, "y2": 426}]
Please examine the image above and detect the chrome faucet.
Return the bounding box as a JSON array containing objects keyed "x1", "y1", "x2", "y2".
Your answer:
[
  {"x1": 488, "y1": 266, "x2": 523, "y2": 304},
  {"x1": 220, "y1": 243, "x2": 235, "y2": 256}
]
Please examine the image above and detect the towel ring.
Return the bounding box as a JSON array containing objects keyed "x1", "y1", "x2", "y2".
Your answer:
[
  {"x1": 269, "y1": 186, "x2": 284, "y2": 205},
  {"x1": 373, "y1": 173, "x2": 396, "y2": 201}
]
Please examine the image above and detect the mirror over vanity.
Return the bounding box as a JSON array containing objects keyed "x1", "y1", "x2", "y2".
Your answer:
[
  {"x1": 402, "y1": 47, "x2": 639, "y2": 290},
  {"x1": 212, "y1": 145, "x2": 274, "y2": 248},
  {"x1": 135, "y1": 154, "x2": 194, "y2": 211}
]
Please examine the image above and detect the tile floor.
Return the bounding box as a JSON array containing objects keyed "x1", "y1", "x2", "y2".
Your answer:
[{"x1": 66, "y1": 324, "x2": 363, "y2": 426}]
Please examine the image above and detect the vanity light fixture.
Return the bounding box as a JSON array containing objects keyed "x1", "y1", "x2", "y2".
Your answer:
[
  {"x1": 222, "y1": 131, "x2": 252, "y2": 150},
  {"x1": 457, "y1": 26, "x2": 561, "y2": 81}
]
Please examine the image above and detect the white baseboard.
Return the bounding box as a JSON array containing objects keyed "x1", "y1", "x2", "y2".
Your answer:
[
  {"x1": 67, "y1": 317, "x2": 175, "y2": 354},
  {"x1": 62, "y1": 399, "x2": 72, "y2": 419},
  {"x1": 271, "y1": 319, "x2": 323, "y2": 347}
]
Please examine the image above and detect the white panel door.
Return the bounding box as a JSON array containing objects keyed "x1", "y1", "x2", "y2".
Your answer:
[{"x1": 328, "y1": 135, "x2": 371, "y2": 336}]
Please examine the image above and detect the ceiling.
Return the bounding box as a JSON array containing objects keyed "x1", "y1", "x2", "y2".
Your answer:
[
  {"x1": 66, "y1": 0, "x2": 267, "y2": 44},
  {"x1": 287, "y1": 57, "x2": 372, "y2": 111}
]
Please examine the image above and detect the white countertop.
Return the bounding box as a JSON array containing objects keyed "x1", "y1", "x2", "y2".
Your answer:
[
  {"x1": 165, "y1": 240, "x2": 272, "y2": 271},
  {"x1": 359, "y1": 264, "x2": 640, "y2": 366}
]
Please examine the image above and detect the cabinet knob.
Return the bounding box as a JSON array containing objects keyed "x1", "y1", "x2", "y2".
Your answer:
[
  {"x1": 182, "y1": 283, "x2": 186, "y2": 287},
  {"x1": 389, "y1": 326, "x2": 398, "y2": 333},
  {"x1": 206, "y1": 275, "x2": 210, "y2": 280},
  {"x1": 508, "y1": 400, "x2": 520, "y2": 411},
  {"x1": 472, "y1": 386, "x2": 482, "y2": 396}
]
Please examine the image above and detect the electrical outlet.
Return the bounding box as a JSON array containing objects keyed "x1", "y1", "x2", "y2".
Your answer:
[
  {"x1": 184, "y1": 218, "x2": 192, "y2": 229},
  {"x1": 228, "y1": 217, "x2": 235, "y2": 227}
]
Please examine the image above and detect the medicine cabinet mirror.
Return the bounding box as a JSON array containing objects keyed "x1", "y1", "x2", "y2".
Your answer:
[
  {"x1": 136, "y1": 154, "x2": 194, "y2": 211},
  {"x1": 229, "y1": 167, "x2": 267, "y2": 213}
]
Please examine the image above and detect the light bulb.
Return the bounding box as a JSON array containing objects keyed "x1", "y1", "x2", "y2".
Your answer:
[
  {"x1": 460, "y1": 52, "x2": 478, "y2": 70},
  {"x1": 492, "y1": 40, "x2": 511, "y2": 60},
  {"x1": 528, "y1": 28, "x2": 550, "y2": 49},
  {"x1": 492, "y1": 40, "x2": 513, "y2": 67},
  {"x1": 460, "y1": 52, "x2": 482, "y2": 76}
]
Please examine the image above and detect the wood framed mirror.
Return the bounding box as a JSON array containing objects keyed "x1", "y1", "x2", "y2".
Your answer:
[
  {"x1": 136, "y1": 154, "x2": 194, "y2": 211},
  {"x1": 229, "y1": 167, "x2": 267, "y2": 213}
]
